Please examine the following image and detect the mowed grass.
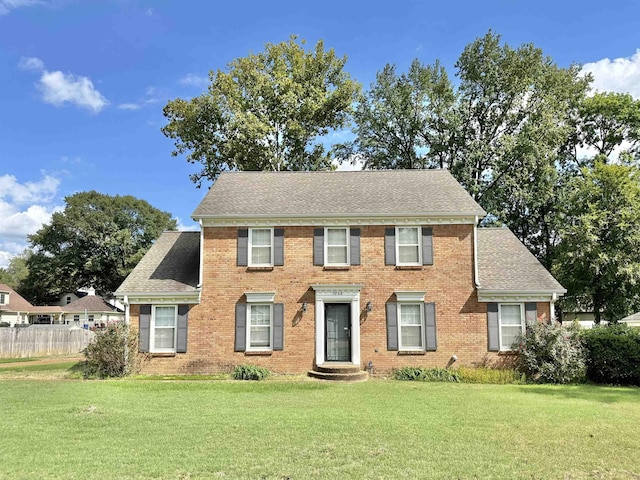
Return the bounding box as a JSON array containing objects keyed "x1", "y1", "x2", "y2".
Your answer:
[{"x1": 1, "y1": 370, "x2": 639, "y2": 479}]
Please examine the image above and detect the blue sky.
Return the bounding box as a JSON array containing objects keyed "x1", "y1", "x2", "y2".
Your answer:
[{"x1": 1, "y1": 0, "x2": 640, "y2": 267}]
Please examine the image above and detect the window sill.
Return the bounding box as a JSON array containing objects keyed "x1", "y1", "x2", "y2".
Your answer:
[
  {"x1": 244, "y1": 350, "x2": 273, "y2": 356},
  {"x1": 397, "y1": 350, "x2": 426, "y2": 356},
  {"x1": 246, "y1": 266, "x2": 274, "y2": 272},
  {"x1": 323, "y1": 265, "x2": 350, "y2": 271},
  {"x1": 395, "y1": 265, "x2": 423, "y2": 271},
  {"x1": 150, "y1": 352, "x2": 176, "y2": 358}
]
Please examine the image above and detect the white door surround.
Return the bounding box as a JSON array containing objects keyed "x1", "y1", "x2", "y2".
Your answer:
[{"x1": 311, "y1": 284, "x2": 363, "y2": 367}]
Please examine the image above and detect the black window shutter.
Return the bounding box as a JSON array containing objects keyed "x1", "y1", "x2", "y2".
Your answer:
[
  {"x1": 422, "y1": 227, "x2": 433, "y2": 265},
  {"x1": 424, "y1": 302, "x2": 437, "y2": 351},
  {"x1": 139, "y1": 304, "x2": 151, "y2": 353},
  {"x1": 274, "y1": 228, "x2": 285, "y2": 266},
  {"x1": 313, "y1": 228, "x2": 324, "y2": 265},
  {"x1": 237, "y1": 229, "x2": 248, "y2": 266},
  {"x1": 384, "y1": 228, "x2": 396, "y2": 265},
  {"x1": 350, "y1": 228, "x2": 360, "y2": 265},
  {"x1": 176, "y1": 305, "x2": 189, "y2": 353},
  {"x1": 487, "y1": 303, "x2": 499, "y2": 351},
  {"x1": 386, "y1": 302, "x2": 398, "y2": 351},
  {"x1": 525, "y1": 302, "x2": 537, "y2": 327},
  {"x1": 234, "y1": 303, "x2": 247, "y2": 352},
  {"x1": 273, "y1": 303, "x2": 284, "y2": 351}
]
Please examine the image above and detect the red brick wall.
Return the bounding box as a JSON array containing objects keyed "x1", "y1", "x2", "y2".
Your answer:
[{"x1": 129, "y1": 224, "x2": 553, "y2": 375}]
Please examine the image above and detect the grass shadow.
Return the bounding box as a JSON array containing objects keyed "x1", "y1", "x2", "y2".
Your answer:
[{"x1": 517, "y1": 383, "x2": 640, "y2": 404}]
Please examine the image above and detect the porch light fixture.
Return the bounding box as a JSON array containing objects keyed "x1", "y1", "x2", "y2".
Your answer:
[
  {"x1": 366, "y1": 301, "x2": 373, "y2": 313},
  {"x1": 302, "y1": 302, "x2": 307, "y2": 313}
]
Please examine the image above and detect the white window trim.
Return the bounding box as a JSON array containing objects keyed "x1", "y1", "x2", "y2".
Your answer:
[
  {"x1": 395, "y1": 226, "x2": 422, "y2": 266},
  {"x1": 150, "y1": 304, "x2": 178, "y2": 353},
  {"x1": 248, "y1": 227, "x2": 274, "y2": 267},
  {"x1": 246, "y1": 303, "x2": 274, "y2": 351},
  {"x1": 0, "y1": 292, "x2": 7, "y2": 305},
  {"x1": 397, "y1": 302, "x2": 425, "y2": 351},
  {"x1": 498, "y1": 303, "x2": 525, "y2": 352},
  {"x1": 324, "y1": 226, "x2": 350, "y2": 266}
]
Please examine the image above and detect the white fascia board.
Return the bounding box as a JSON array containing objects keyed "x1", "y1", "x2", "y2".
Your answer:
[
  {"x1": 114, "y1": 291, "x2": 201, "y2": 304},
  {"x1": 477, "y1": 289, "x2": 565, "y2": 303},
  {"x1": 195, "y1": 213, "x2": 484, "y2": 227}
]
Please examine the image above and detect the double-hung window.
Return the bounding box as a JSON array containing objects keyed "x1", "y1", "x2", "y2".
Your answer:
[
  {"x1": 398, "y1": 303, "x2": 425, "y2": 350},
  {"x1": 151, "y1": 305, "x2": 177, "y2": 353},
  {"x1": 0, "y1": 293, "x2": 6, "y2": 305},
  {"x1": 248, "y1": 304, "x2": 273, "y2": 351},
  {"x1": 499, "y1": 303, "x2": 525, "y2": 351},
  {"x1": 325, "y1": 227, "x2": 349, "y2": 266},
  {"x1": 249, "y1": 228, "x2": 273, "y2": 266},
  {"x1": 396, "y1": 226, "x2": 422, "y2": 265}
]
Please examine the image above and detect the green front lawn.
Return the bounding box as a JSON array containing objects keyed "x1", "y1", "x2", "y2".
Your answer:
[{"x1": 1, "y1": 376, "x2": 638, "y2": 479}]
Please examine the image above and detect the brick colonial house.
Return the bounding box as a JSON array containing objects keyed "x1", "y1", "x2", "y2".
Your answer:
[{"x1": 115, "y1": 170, "x2": 565, "y2": 376}]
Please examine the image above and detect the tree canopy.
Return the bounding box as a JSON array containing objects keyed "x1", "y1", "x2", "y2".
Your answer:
[
  {"x1": 162, "y1": 36, "x2": 360, "y2": 186},
  {"x1": 20, "y1": 191, "x2": 176, "y2": 304}
]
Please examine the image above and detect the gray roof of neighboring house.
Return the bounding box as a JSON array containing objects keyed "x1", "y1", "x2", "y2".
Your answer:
[
  {"x1": 621, "y1": 312, "x2": 640, "y2": 323},
  {"x1": 192, "y1": 170, "x2": 486, "y2": 218},
  {"x1": 63, "y1": 295, "x2": 122, "y2": 313},
  {"x1": 477, "y1": 228, "x2": 565, "y2": 293},
  {"x1": 115, "y1": 231, "x2": 200, "y2": 295}
]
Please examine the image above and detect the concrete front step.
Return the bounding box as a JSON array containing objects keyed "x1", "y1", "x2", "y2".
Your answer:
[{"x1": 308, "y1": 364, "x2": 368, "y2": 382}]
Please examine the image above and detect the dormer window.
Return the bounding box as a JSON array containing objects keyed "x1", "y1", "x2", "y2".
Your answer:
[{"x1": 0, "y1": 292, "x2": 7, "y2": 305}]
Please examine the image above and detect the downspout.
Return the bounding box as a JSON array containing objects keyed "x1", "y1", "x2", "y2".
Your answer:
[
  {"x1": 473, "y1": 216, "x2": 480, "y2": 288},
  {"x1": 124, "y1": 295, "x2": 130, "y2": 325},
  {"x1": 198, "y1": 219, "x2": 204, "y2": 289},
  {"x1": 550, "y1": 292, "x2": 557, "y2": 324}
]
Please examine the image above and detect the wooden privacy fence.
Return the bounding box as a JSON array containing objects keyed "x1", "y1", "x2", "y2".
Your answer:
[{"x1": 0, "y1": 326, "x2": 94, "y2": 358}]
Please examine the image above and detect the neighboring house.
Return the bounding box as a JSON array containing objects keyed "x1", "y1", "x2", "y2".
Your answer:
[
  {"x1": 115, "y1": 170, "x2": 565, "y2": 375},
  {"x1": 61, "y1": 289, "x2": 124, "y2": 325},
  {"x1": 561, "y1": 311, "x2": 599, "y2": 329},
  {"x1": 56, "y1": 292, "x2": 83, "y2": 307},
  {"x1": 620, "y1": 312, "x2": 640, "y2": 327},
  {"x1": 0, "y1": 284, "x2": 63, "y2": 325}
]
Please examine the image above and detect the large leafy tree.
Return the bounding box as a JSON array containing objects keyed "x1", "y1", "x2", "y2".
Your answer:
[
  {"x1": 20, "y1": 191, "x2": 176, "y2": 304},
  {"x1": 333, "y1": 59, "x2": 454, "y2": 170},
  {"x1": 162, "y1": 36, "x2": 360, "y2": 186},
  {"x1": 554, "y1": 160, "x2": 640, "y2": 323},
  {"x1": 0, "y1": 250, "x2": 30, "y2": 290}
]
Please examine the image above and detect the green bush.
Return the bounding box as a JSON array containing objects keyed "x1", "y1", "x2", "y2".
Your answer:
[
  {"x1": 232, "y1": 364, "x2": 271, "y2": 381},
  {"x1": 516, "y1": 322, "x2": 586, "y2": 384},
  {"x1": 456, "y1": 367, "x2": 525, "y2": 384},
  {"x1": 0, "y1": 321, "x2": 10, "y2": 327},
  {"x1": 393, "y1": 366, "x2": 460, "y2": 382},
  {"x1": 83, "y1": 322, "x2": 143, "y2": 379},
  {"x1": 581, "y1": 324, "x2": 640, "y2": 386}
]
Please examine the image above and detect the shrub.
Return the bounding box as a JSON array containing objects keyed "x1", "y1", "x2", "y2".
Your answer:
[
  {"x1": 456, "y1": 367, "x2": 525, "y2": 384},
  {"x1": 83, "y1": 322, "x2": 143, "y2": 379},
  {"x1": 516, "y1": 322, "x2": 586, "y2": 384},
  {"x1": 232, "y1": 364, "x2": 270, "y2": 381},
  {"x1": 393, "y1": 366, "x2": 460, "y2": 382},
  {"x1": 581, "y1": 324, "x2": 640, "y2": 386},
  {"x1": 0, "y1": 321, "x2": 10, "y2": 327}
]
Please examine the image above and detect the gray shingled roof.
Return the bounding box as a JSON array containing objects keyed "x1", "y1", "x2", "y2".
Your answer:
[
  {"x1": 477, "y1": 228, "x2": 565, "y2": 292},
  {"x1": 115, "y1": 231, "x2": 200, "y2": 294},
  {"x1": 64, "y1": 295, "x2": 121, "y2": 313},
  {"x1": 192, "y1": 170, "x2": 486, "y2": 218},
  {"x1": 0, "y1": 283, "x2": 34, "y2": 312},
  {"x1": 621, "y1": 312, "x2": 640, "y2": 323}
]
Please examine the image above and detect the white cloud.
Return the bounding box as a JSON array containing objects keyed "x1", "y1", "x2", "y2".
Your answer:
[
  {"x1": 334, "y1": 156, "x2": 365, "y2": 171},
  {"x1": 118, "y1": 86, "x2": 163, "y2": 111},
  {"x1": 0, "y1": 0, "x2": 42, "y2": 16},
  {"x1": 179, "y1": 73, "x2": 209, "y2": 88},
  {"x1": 18, "y1": 56, "x2": 45, "y2": 72},
  {"x1": 0, "y1": 173, "x2": 63, "y2": 267},
  {"x1": 38, "y1": 70, "x2": 108, "y2": 113},
  {"x1": 582, "y1": 49, "x2": 640, "y2": 99},
  {"x1": 19, "y1": 57, "x2": 108, "y2": 113},
  {"x1": 176, "y1": 218, "x2": 199, "y2": 232},
  {"x1": 118, "y1": 103, "x2": 141, "y2": 111}
]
